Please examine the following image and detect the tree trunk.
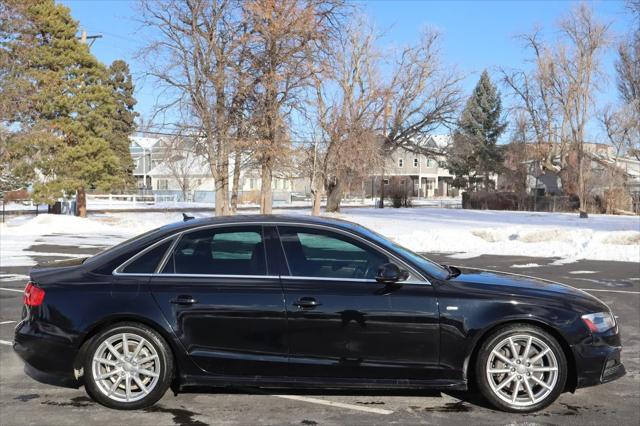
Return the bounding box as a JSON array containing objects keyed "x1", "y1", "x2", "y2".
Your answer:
[
  {"x1": 311, "y1": 177, "x2": 322, "y2": 216},
  {"x1": 260, "y1": 161, "x2": 273, "y2": 214},
  {"x1": 215, "y1": 183, "x2": 225, "y2": 216},
  {"x1": 221, "y1": 153, "x2": 230, "y2": 216},
  {"x1": 325, "y1": 179, "x2": 342, "y2": 213},
  {"x1": 379, "y1": 166, "x2": 385, "y2": 208},
  {"x1": 76, "y1": 187, "x2": 86, "y2": 218},
  {"x1": 230, "y1": 149, "x2": 241, "y2": 214},
  {"x1": 578, "y1": 145, "x2": 588, "y2": 218},
  {"x1": 311, "y1": 189, "x2": 322, "y2": 216}
]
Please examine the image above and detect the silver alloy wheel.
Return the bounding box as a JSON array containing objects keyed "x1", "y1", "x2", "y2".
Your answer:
[
  {"x1": 91, "y1": 333, "x2": 160, "y2": 403},
  {"x1": 486, "y1": 334, "x2": 559, "y2": 407}
]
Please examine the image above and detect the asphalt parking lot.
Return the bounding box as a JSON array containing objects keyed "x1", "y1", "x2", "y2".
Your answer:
[{"x1": 0, "y1": 237, "x2": 639, "y2": 425}]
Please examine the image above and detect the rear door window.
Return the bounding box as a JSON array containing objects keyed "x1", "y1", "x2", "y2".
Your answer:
[{"x1": 161, "y1": 226, "x2": 266, "y2": 275}]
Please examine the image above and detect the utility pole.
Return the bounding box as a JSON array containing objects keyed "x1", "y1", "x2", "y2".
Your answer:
[
  {"x1": 78, "y1": 29, "x2": 103, "y2": 48},
  {"x1": 74, "y1": 28, "x2": 103, "y2": 217}
]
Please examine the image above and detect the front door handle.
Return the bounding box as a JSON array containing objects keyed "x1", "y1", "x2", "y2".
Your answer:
[
  {"x1": 294, "y1": 297, "x2": 321, "y2": 309},
  {"x1": 171, "y1": 295, "x2": 198, "y2": 305}
]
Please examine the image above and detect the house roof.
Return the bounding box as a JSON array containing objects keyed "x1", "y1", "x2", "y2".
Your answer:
[
  {"x1": 130, "y1": 136, "x2": 162, "y2": 150},
  {"x1": 147, "y1": 156, "x2": 212, "y2": 177}
]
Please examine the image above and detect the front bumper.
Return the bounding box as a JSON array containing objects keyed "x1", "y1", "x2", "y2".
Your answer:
[
  {"x1": 13, "y1": 320, "x2": 81, "y2": 389},
  {"x1": 574, "y1": 326, "x2": 626, "y2": 389}
]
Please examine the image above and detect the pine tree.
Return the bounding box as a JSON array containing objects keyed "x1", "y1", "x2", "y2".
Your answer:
[
  {"x1": 108, "y1": 60, "x2": 138, "y2": 189},
  {"x1": 447, "y1": 70, "x2": 507, "y2": 191},
  {"x1": 0, "y1": 0, "x2": 134, "y2": 214}
]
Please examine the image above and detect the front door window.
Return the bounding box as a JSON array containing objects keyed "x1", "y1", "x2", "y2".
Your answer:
[{"x1": 278, "y1": 226, "x2": 389, "y2": 279}]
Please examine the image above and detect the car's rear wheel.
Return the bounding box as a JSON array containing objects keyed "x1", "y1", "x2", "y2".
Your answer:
[
  {"x1": 476, "y1": 324, "x2": 567, "y2": 413},
  {"x1": 84, "y1": 323, "x2": 173, "y2": 410}
]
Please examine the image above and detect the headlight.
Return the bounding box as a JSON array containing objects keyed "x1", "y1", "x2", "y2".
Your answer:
[{"x1": 581, "y1": 312, "x2": 616, "y2": 333}]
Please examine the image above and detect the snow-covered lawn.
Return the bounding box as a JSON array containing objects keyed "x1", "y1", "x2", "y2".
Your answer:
[
  {"x1": 1, "y1": 207, "x2": 638, "y2": 268},
  {"x1": 326, "y1": 208, "x2": 639, "y2": 263},
  {"x1": 2, "y1": 196, "x2": 460, "y2": 212}
]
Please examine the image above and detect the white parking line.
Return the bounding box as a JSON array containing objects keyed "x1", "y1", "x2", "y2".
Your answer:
[
  {"x1": 0, "y1": 287, "x2": 23, "y2": 293},
  {"x1": 0, "y1": 340, "x2": 13, "y2": 346},
  {"x1": 0, "y1": 321, "x2": 16, "y2": 325},
  {"x1": 583, "y1": 289, "x2": 640, "y2": 295},
  {"x1": 271, "y1": 394, "x2": 393, "y2": 415}
]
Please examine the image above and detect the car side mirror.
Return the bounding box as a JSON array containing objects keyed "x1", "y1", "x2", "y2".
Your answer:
[{"x1": 375, "y1": 263, "x2": 409, "y2": 284}]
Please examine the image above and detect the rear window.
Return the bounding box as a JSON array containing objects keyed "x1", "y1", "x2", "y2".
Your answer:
[
  {"x1": 161, "y1": 227, "x2": 266, "y2": 275},
  {"x1": 121, "y1": 240, "x2": 173, "y2": 274}
]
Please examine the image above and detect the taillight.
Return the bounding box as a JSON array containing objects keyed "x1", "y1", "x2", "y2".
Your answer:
[{"x1": 24, "y1": 282, "x2": 45, "y2": 307}]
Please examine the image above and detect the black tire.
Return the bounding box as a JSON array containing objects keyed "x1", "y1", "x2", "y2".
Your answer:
[
  {"x1": 475, "y1": 323, "x2": 567, "y2": 413},
  {"x1": 83, "y1": 322, "x2": 174, "y2": 410}
]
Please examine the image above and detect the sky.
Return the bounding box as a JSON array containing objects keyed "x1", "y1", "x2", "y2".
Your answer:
[{"x1": 60, "y1": 0, "x2": 636, "y2": 141}]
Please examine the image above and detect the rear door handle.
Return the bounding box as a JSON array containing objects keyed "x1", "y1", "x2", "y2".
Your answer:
[
  {"x1": 294, "y1": 297, "x2": 321, "y2": 309},
  {"x1": 171, "y1": 295, "x2": 198, "y2": 305}
]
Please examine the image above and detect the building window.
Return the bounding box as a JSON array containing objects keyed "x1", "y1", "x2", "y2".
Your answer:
[
  {"x1": 398, "y1": 158, "x2": 403, "y2": 168},
  {"x1": 383, "y1": 179, "x2": 389, "y2": 185},
  {"x1": 400, "y1": 179, "x2": 405, "y2": 185},
  {"x1": 414, "y1": 158, "x2": 419, "y2": 167},
  {"x1": 157, "y1": 179, "x2": 168, "y2": 190}
]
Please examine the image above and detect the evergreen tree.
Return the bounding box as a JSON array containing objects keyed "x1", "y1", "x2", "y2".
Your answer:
[
  {"x1": 447, "y1": 70, "x2": 507, "y2": 191},
  {"x1": 107, "y1": 60, "x2": 138, "y2": 188},
  {"x1": 0, "y1": 0, "x2": 135, "y2": 214}
]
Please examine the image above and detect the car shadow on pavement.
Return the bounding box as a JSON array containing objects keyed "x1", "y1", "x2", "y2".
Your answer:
[{"x1": 177, "y1": 386, "x2": 496, "y2": 411}]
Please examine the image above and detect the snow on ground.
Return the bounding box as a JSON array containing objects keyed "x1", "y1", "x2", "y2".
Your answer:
[
  {"x1": 510, "y1": 263, "x2": 542, "y2": 268},
  {"x1": 325, "y1": 208, "x2": 639, "y2": 264},
  {"x1": 0, "y1": 207, "x2": 638, "y2": 268},
  {"x1": 0, "y1": 214, "x2": 130, "y2": 267},
  {"x1": 3, "y1": 196, "x2": 461, "y2": 212}
]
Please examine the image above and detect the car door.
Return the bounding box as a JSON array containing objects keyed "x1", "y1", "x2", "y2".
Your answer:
[
  {"x1": 148, "y1": 225, "x2": 289, "y2": 377},
  {"x1": 277, "y1": 225, "x2": 440, "y2": 381}
]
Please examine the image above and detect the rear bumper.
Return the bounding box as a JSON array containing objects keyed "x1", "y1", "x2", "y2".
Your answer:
[
  {"x1": 13, "y1": 321, "x2": 81, "y2": 389},
  {"x1": 574, "y1": 327, "x2": 626, "y2": 389}
]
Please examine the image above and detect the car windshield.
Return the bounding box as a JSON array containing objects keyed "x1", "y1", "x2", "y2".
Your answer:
[{"x1": 355, "y1": 225, "x2": 449, "y2": 280}]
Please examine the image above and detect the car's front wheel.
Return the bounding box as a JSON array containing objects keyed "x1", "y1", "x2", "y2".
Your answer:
[
  {"x1": 84, "y1": 322, "x2": 173, "y2": 410},
  {"x1": 476, "y1": 324, "x2": 567, "y2": 413}
]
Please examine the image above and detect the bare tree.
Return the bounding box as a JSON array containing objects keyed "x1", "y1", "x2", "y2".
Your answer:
[
  {"x1": 379, "y1": 29, "x2": 464, "y2": 206},
  {"x1": 310, "y1": 18, "x2": 385, "y2": 213},
  {"x1": 557, "y1": 4, "x2": 610, "y2": 216},
  {"x1": 162, "y1": 136, "x2": 202, "y2": 202},
  {"x1": 243, "y1": 0, "x2": 346, "y2": 214},
  {"x1": 138, "y1": 0, "x2": 248, "y2": 216},
  {"x1": 502, "y1": 30, "x2": 566, "y2": 175},
  {"x1": 502, "y1": 4, "x2": 610, "y2": 217},
  {"x1": 612, "y1": 0, "x2": 640, "y2": 159}
]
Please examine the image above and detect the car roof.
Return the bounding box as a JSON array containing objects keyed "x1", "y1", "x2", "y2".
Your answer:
[{"x1": 160, "y1": 214, "x2": 364, "y2": 233}]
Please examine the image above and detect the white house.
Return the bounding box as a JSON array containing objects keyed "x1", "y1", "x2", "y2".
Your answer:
[{"x1": 367, "y1": 135, "x2": 459, "y2": 198}]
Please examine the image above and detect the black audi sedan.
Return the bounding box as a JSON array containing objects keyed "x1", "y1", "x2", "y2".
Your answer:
[{"x1": 14, "y1": 215, "x2": 624, "y2": 412}]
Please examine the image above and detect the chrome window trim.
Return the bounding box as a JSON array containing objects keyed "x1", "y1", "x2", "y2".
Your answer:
[
  {"x1": 279, "y1": 275, "x2": 427, "y2": 285},
  {"x1": 112, "y1": 220, "x2": 431, "y2": 285},
  {"x1": 111, "y1": 272, "x2": 426, "y2": 286},
  {"x1": 156, "y1": 234, "x2": 181, "y2": 274}
]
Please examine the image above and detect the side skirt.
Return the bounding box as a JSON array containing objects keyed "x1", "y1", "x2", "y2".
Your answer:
[{"x1": 178, "y1": 374, "x2": 468, "y2": 392}]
